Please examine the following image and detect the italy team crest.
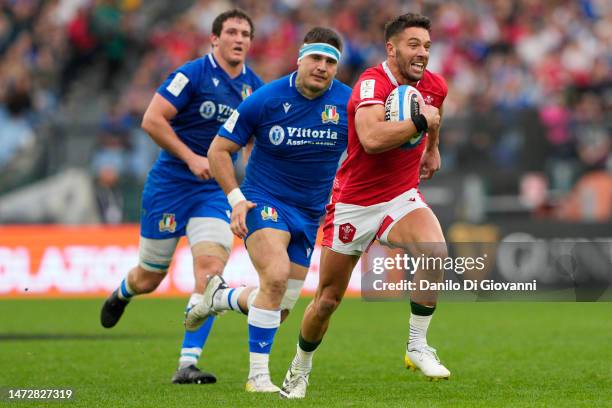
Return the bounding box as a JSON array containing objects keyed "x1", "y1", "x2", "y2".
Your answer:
[
  {"x1": 261, "y1": 206, "x2": 278, "y2": 222},
  {"x1": 241, "y1": 84, "x2": 253, "y2": 100},
  {"x1": 158, "y1": 213, "x2": 177, "y2": 233},
  {"x1": 321, "y1": 105, "x2": 340, "y2": 124}
]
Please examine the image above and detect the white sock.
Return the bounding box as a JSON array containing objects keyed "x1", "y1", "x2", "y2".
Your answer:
[
  {"x1": 292, "y1": 344, "x2": 314, "y2": 372},
  {"x1": 179, "y1": 347, "x2": 202, "y2": 368},
  {"x1": 408, "y1": 313, "x2": 432, "y2": 349},
  {"x1": 213, "y1": 286, "x2": 246, "y2": 314},
  {"x1": 117, "y1": 278, "x2": 135, "y2": 301},
  {"x1": 248, "y1": 352, "x2": 269, "y2": 379}
]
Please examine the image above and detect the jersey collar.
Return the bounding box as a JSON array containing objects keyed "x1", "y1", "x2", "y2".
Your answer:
[
  {"x1": 207, "y1": 53, "x2": 247, "y2": 75},
  {"x1": 382, "y1": 60, "x2": 422, "y2": 87},
  {"x1": 382, "y1": 61, "x2": 399, "y2": 86}
]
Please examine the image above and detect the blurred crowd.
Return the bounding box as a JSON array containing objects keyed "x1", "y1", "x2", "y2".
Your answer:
[{"x1": 0, "y1": 0, "x2": 610, "y2": 223}]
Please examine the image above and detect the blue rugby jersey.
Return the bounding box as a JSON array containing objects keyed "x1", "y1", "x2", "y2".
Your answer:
[
  {"x1": 153, "y1": 53, "x2": 263, "y2": 182},
  {"x1": 218, "y1": 72, "x2": 351, "y2": 216}
]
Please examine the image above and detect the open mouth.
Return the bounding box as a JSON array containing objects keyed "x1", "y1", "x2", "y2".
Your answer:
[{"x1": 410, "y1": 62, "x2": 425, "y2": 73}]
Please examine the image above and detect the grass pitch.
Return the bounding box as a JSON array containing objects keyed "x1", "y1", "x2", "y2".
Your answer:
[{"x1": 1, "y1": 298, "x2": 611, "y2": 407}]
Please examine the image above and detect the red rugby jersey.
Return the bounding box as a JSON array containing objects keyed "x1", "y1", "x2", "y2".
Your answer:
[{"x1": 331, "y1": 61, "x2": 447, "y2": 206}]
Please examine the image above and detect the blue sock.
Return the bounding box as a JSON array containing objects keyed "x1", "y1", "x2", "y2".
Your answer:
[
  {"x1": 179, "y1": 294, "x2": 215, "y2": 368},
  {"x1": 247, "y1": 306, "x2": 280, "y2": 378},
  {"x1": 117, "y1": 278, "x2": 134, "y2": 301}
]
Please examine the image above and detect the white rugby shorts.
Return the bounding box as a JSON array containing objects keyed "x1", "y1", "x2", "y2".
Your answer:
[{"x1": 321, "y1": 188, "x2": 428, "y2": 256}]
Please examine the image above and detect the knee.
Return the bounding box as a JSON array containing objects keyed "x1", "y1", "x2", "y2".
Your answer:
[
  {"x1": 262, "y1": 276, "x2": 288, "y2": 299},
  {"x1": 194, "y1": 255, "x2": 225, "y2": 277},
  {"x1": 422, "y1": 242, "x2": 448, "y2": 260},
  {"x1": 315, "y1": 292, "x2": 341, "y2": 319}
]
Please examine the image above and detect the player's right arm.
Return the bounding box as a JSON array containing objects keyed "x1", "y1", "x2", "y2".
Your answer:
[
  {"x1": 355, "y1": 102, "x2": 440, "y2": 154},
  {"x1": 209, "y1": 136, "x2": 256, "y2": 238},
  {"x1": 353, "y1": 76, "x2": 440, "y2": 154},
  {"x1": 209, "y1": 90, "x2": 262, "y2": 238},
  {"x1": 141, "y1": 94, "x2": 211, "y2": 179}
]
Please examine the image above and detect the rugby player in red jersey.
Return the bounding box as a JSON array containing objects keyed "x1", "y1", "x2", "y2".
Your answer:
[{"x1": 281, "y1": 13, "x2": 449, "y2": 399}]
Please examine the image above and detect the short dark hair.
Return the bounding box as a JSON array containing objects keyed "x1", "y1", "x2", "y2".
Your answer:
[
  {"x1": 212, "y1": 9, "x2": 254, "y2": 39},
  {"x1": 384, "y1": 13, "x2": 431, "y2": 42},
  {"x1": 303, "y1": 27, "x2": 343, "y2": 52}
]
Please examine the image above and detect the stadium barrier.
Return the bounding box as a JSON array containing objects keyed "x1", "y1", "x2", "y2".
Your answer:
[{"x1": 0, "y1": 225, "x2": 362, "y2": 298}]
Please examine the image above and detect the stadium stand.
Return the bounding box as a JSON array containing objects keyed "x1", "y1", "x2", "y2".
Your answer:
[{"x1": 0, "y1": 0, "x2": 609, "y2": 223}]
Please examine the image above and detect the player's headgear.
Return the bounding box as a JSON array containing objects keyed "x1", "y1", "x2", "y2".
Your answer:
[
  {"x1": 298, "y1": 43, "x2": 341, "y2": 62},
  {"x1": 298, "y1": 27, "x2": 343, "y2": 63}
]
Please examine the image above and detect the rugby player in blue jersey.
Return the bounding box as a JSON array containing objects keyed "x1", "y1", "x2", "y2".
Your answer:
[
  {"x1": 99, "y1": 9, "x2": 264, "y2": 384},
  {"x1": 185, "y1": 27, "x2": 351, "y2": 392}
]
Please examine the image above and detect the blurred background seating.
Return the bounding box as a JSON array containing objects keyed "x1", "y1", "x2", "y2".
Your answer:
[{"x1": 0, "y1": 0, "x2": 609, "y2": 225}]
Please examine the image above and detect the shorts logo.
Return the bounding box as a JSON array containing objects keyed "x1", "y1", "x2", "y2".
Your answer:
[
  {"x1": 199, "y1": 100, "x2": 216, "y2": 119},
  {"x1": 242, "y1": 84, "x2": 253, "y2": 99},
  {"x1": 321, "y1": 105, "x2": 339, "y2": 124},
  {"x1": 269, "y1": 125, "x2": 285, "y2": 145},
  {"x1": 261, "y1": 206, "x2": 278, "y2": 222},
  {"x1": 159, "y1": 213, "x2": 177, "y2": 233},
  {"x1": 338, "y1": 222, "x2": 356, "y2": 244}
]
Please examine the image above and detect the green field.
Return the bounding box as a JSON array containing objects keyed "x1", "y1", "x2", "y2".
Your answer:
[{"x1": 1, "y1": 298, "x2": 611, "y2": 407}]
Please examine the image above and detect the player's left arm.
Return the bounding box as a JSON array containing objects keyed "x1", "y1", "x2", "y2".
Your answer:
[
  {"x1": 242, "y1": 136, "x2": 254, "y2": 166},
  {"x1": 419, "y1": 105, "x2": 443, "y2": 180}
]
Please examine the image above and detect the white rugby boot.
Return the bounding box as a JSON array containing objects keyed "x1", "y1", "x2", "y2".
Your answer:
[
  {"x1": 279, "y1": 366, "x2": 310, "y2": 399},
  {"x1": 405, "y1": 344, "x2": 450, "y2": 381},
  {"x1": 184, "y1": 275, "x2": 226, "y2": 331},
  {"x1": 245, "y1": 374, "x2": 281, "y2": 393}
]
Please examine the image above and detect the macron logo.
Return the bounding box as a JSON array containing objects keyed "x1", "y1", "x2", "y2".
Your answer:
[
  {"x1": 258, "y1": 341, "x2": 269, "y2": 349},
  {"x1": 212, "y1": 78, "x2": 219, "y2": 87},
  {"x1": 283, "y1": 102, "x2": 291, "y2": 113}
]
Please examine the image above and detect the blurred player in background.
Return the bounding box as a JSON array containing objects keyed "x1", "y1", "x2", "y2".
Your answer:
[
  {"x1": 188, "y1": 27, "x2": 350, "y2": 392},
  {"x1": 99, "y1": 9, "x2": 264, "y2": 384},
  {"x1": 281, "y1": 13, "x2": 448, "y2": 398}
]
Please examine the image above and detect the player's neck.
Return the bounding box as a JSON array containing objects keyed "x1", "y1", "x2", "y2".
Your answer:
[
  {"x1": 387, "y1": 59, "x2": 418, "y2": 87},
  {"x1": 212, "y1": 48, "x2": 244, "y2": 79},
  {"x1": 295, "y1": 75, "x2": 327, "y2": 100}
]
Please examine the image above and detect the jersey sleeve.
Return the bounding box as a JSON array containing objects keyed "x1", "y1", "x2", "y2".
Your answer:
[
  {"x1": 352, "y1": 75, "x2": 388, "y2": 110},
  {"x1": 156, "y1": 61, "x2": 199, "y2": 111},
  {"x1": 217, "y1": 89, "x2": 262, "y2": 146},
  {"x1": 438, "y1": 75, "x2": 448, "y2": 104}
]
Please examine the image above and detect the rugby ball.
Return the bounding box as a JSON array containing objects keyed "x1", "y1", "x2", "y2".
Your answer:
[{"x1": 384, "y1": 85, "x2": 426, "y2": 148}]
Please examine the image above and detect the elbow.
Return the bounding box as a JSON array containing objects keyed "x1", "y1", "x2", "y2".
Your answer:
[
  {"x1": 141, "y1": 113, "x2": 155, "y2": 134},
  {"x1": 207, "y1": 138, "x2": 225, "y2": 164},
  {"x1": 361, "y1": 137, "x2": 383, "y2": 154},
  {"x1": 358, "y1": 130, "x2": 384, "y2": 154}
]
